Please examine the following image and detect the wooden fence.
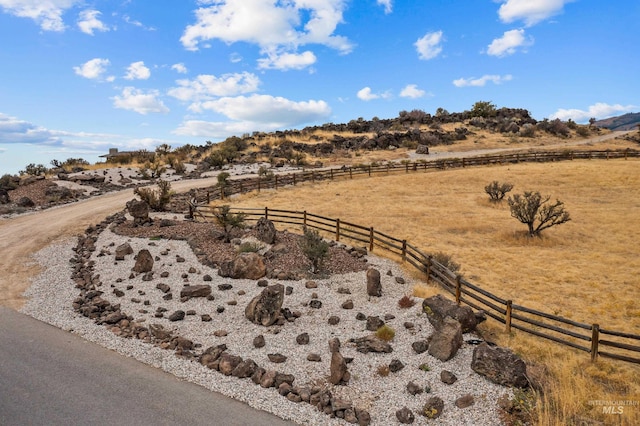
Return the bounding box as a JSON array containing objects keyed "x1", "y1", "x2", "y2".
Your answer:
[
  {"x1": 190, "y1": 149, "x2": 640, "y2": 204},
  {"x1": 191, "y1": 205, "x2": 640, "y2": 365}
]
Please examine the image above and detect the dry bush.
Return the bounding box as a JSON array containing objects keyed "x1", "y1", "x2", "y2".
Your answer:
[
  {"x1": 377, "y1": 365, "x2": 390, "y2": 377},
  {"x1": 375, "y1": 324, "x2": 395, "y2": 341},
  {"x1": 398, "y1": 295, "x2": 416, "y2": 309}
]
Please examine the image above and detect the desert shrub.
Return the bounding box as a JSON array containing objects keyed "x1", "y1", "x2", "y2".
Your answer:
[
  {"x1": 519, "y1": 123, "x2": 536, "y2": 138},
  {"x1": 575, "y1": 126, "x2": 590, "y2": 137},
  {"x1": 258, "y1": 166, "x2": 274, "y2": 180},
  {"x1": 172, "y1": 160, "x2": 186, "y2": 174},
  {"x1": 377, "y1": 365, "x2": 390, "y2": 377},
  {"x1": 419, "y1": 363, "x2": 431, "y2": 372},
  {"x1": 398, "y1": 295, "x2": 416, "y2": 309},
  {"x1": 508, "y1": 191, "x2": 571, "y2": 237},
  {"x1": 430, "y1": 252, "x2": 460, "y2": 273},
  {"x1": 485, "y1": 180, "x2": 514, "y2": 202},
  {"x1": 0, "y1": 174, "x2": 19, "y2": 190},
  {"x1": 375, "y1": 324, "x2": 395, "y2": 341},
  {"x1": 299, "y1": 227, "x2": 329, "y2": 274},
  {"x1": 20, "y1": 163, "x2": 48, "y2": 176},
  {"x1": 470, "y1": 101, "x2": 497, "y2": 118},
  {"x1": 212, "y1": 205, "x2": 246, "y2": 243},
  {"x1": 237, "y1": 242, "x2": 262, "y2": 253},
  {"x1": 134, "y1": 179, "x2": 173, "y2": 211}
]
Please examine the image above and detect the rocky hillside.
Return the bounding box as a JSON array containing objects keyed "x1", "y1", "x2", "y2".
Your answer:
[{"x1": 594, "y1": 112, "x2": 640, "y2": 131}]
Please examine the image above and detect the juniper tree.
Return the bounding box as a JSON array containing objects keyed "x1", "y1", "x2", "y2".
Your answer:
[
  {"x1": 484, "y1": 181, "x2": 514, "y2": 202},
  {"x1": 212, "y1": 204, "x2": 246, "y2": 243},
  {"x1": 507, "y1": 191, "x2": 571, "y2": 237},
  {"x1": 299, "y1": 227, "x2": 329, "y2": 274}
]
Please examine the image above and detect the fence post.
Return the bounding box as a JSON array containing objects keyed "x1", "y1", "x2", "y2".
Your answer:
[
  {"x1": 349, "y1": 167, "x2": 353, "y2": 179},
  {"x1": 258, "y1": 179, "x2": 261, "y2": 193},
  {"x1": 207, "y1": 191, "x2": 210, "y2": 204},
  {"x1": 330, "y1": 169, "x2": 334, "y2": 180},
  {"x1": 369, "y1": 227, "x2": 374, "y2": 252},
  {"x1": 188, "y1": 203, "x2": 193, "y2": 219},
  {"x1": 405, "y1": 163, "x2": 409, "y2": 173},
  {"x1": 401, "y1": 240, "x2": 407, "y2": 262},
  {"x1": 336, "y1": 218, "x2": 340, "y2": 241},
  {"x1": 386, "y1": 164, "x2": 390, "y2": 174},
  {"x1": 303, "y1": 210, "x2": 307, "y2": 226},
  {"x1": 455, "y1": 276, "x2": 461, "y2": 304},
  {"x1": 425, "y1": 256, "x2": 431, "y2": 283},
  {"x1": 368, "y1": 166, "x2": 371, "y2": 177},
  {"x1": 312, "y1": 171, "x2": 315, "y2": 183},
  {"x1": 220, "y1": 187, "x2": 224, "y2": 200},
  {"x1": 462, "y1": 158, "x2": 466, "y2": 168},
  {"x1": 264, "y1": 206, "x2": 268, "y2": 220},
  {"x1": 591, "y1": 324, "x2": 600, "y2": 362},
  {"x1": 505, "y1": 300, "x2": 513, "y2": 333},
  {"x1": 275, "y1": 175, "x2": 278, "y2": 190},
  {"x1": 239, "y1": 182, "x2": 243, "y2": 193},
  {"x1": 293, "y1": 174, "x2": 296, "y2": 185}
]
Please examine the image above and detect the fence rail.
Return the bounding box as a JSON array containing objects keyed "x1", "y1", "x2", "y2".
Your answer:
[
  {"x1": 191, "y1": 205, "x2": 640, "y2": 365},
  {"x1": 190, "y1": 149, "x2": 640, "y2": 204}
]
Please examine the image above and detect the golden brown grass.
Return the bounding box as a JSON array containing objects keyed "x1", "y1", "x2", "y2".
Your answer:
[{"x1": 226, "y1": 157, "x2": 640, "y2": 425}]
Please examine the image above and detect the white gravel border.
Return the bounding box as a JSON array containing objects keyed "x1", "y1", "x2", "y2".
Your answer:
[{"x1": 22, "y1": 225, "x2": 511, "y2": 426}]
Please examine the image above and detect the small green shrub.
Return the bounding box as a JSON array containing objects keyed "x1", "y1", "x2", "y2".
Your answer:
[
  {"x1": 237, "y1": 242, "x2": 262, "y2": 253},
  {"x1": 299, "y1": 227, "x2": 329, "y2": 274},
  {"x1": 419, "y1": 363, "x2": 431, "y2": 372},
  {"x1": 375, "y1": 324, "x2": 395, "y2": 341},
  {"x1": 134, "y1": 179, "x2": 173, "y2": 211}
]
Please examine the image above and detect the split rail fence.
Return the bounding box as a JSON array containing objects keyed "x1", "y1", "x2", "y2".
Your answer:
[
  {"x1": 187, "y1": 149, "x2": 640, "y2": 365},
  {"x1": 190, "y1": 149, "x2": 640, "y2": 204}
]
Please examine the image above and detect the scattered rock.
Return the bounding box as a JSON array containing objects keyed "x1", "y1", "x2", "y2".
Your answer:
[
  {"x1": 389, "y1": 359, "x2": 405, "y2": 373},
  {"x1": 180, "y1": 284, "x2": 212, "y2": 299},
  {"x1": 219, "y1": 252, "x2": 266, "y2": 280},
  {"x1": 455, "y1": 394, "x2": 475, "y2": 409},
  {"x1": 341, "y1": 299, "x2": 354, "y2": 309},
  {"x1": 329, "y1": 351, "x2": 349, "y2": 385},
  {"x1": 245, "y1": 284, "x2": 284, "y2": 326},
  {"x1": 255, "y1": 217, "x2": 277, "y2": 244},
  {"x1": 168, "y1": 310, "x2": 185, "y2": 322},
  {"x1": 396, "y1": 407, "x2": 415, "y2": 424},
  {"x1": 441, "y1": 370, "x2": 458, "y2": 384},
  {"x1": 307, "y1": 353, "x2": 322, "y2": 362},
  {"x1": 406, "y1": 381, "x2": 423, "y2": 396},
  {"x1": 366, "y1": 268, "x2": 382, "y2": 297},
  {"x1": 328, "y1": 316, "x2": 340, "y2": 325},
  {"x1": 422, "y1": 396, "x2": 444, "y2": 419},
  {"x1": 115, "y1": 243, "x2": 133, "y2": 260},
  {"x1": 132, "y1": 249, "x2": 154, "y2": 273},
  {"x1": 422, "y1": 294, "x2": 485, "y2": 333},
  {"x1": 305, "y1": 281, "x2": 317, "y2": 289},
  {"x1": 268, "y1": 353, "x2": 287, "y2": 363},
  {"x1": 296, "y1": 333, "x2": 310, "y2": 345},
  {"x1": 253, "y1": 335, "x2": 266, "y2": 348},
  {"x1": 428, "y1": 317, "x2": 463, "y2": 361},
  {"x1": 352, "y1": 336, "x2": 393, "y2": 354},
  {"x1": 471, "y1": 342, "x2": 529, "y2": 387},
  {"x1": 365, "y1": 316, "x2": 384, "y2": 331}
]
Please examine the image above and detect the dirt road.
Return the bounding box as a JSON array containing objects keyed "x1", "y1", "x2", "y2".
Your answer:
[{"x1": 0, "y1": 177, "x2": 218, "y2": 309}]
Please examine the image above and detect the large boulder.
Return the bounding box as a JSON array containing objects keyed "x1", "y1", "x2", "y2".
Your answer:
[
  {"x1": 329, "y1": 351, "x2": 349, "y2": 385},
  {"x1": 132, "y1": 249, "x2": 154, "y2": 273},
  {"x1": 471, "y1": 342, "x2": 529, "y2": 387},
  {"x1": 245, "y1": 284, "x2": 284, "y2": 326},
  {"x1": 218, "y1": 252, "x2": 266, "y2": 280},
  {"x1": 422, "y1": 294, "x2": 485, "y2": 333},
  {"x1": 17, "y1": 196, "x2": 34, "y2": 207},
  {"x1": 255, "y1": 217, "x2": 277, "y2": 244},
  {"x1": 126, "y1": 199, "x2": 150, "y2": 225},
  {"x1": 351, "y1": 336, "x2": 393, "y2": 354},
  {"x1": 115, "y1": 243, "x2": 133, "y2": 260},
  {"x1": 428, "y1": 317, "x2": 463, "y2": 361},
  {"x1": 366, "y1": 268, "x2": 382, "y2": 297}
]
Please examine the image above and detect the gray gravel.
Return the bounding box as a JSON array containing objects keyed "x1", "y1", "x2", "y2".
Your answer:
[{"x1": 22, "y1": 223, "x2": 510, "y2": 425}]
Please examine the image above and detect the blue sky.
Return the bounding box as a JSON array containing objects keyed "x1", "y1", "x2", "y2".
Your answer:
[{"x1": 1, "y1": 0, "x2": 638, "y2": 174}]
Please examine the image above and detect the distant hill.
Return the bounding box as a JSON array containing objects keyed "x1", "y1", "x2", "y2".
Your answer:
[{"x1": 594, "y1": 112, "x2": 640, "y2": 131}]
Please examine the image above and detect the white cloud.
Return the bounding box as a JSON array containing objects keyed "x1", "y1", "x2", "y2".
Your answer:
[
  {"x1": 498, "y1": 0, "x2": 574, "y2": 27},
  {"x1": 487, "y1": 29, "x2": 533, "y2": 57},
  {"x1": 171, "y1": 63, "x2": 188, "y2": 74},
  {"x1": 415, "y1": 31, "x2": 443, "y2": 60},
  {"x1": 197, "y1": 94, "x2": 331, "y2": 124},
  {"x1": 112, "y1": 87, "x2": 169, "y2": 115},
  {"x1": 399, "y1": 84, "x2": 426, "y2": 99},
  {"x1": 123, "y1": 14, "x2": 155, "y2": 31},
  {"x1": 174, "y1": 94, "x2": 331, "y2": 138},
  {"x1": 377, "y1": 0, "x2": 392, "y2": 14},
  {"x1": 77, "y1": 9, "x2": 109, "y2": 35},
  {"x1": 550, "y1": 102, "x2": 637, "y2": 123},
  {"x1": 73, "y1": 58, "x2": 114, "y2": 81},
  {"x1": 0, "y1": 113, "x2": 62, "y2": 144},
  {"x1": 168, "y1": 72, "x2": 261, "y2": 104},
  {"x1": 229, "y1": 52, "x2": 243, "y2": 63},
  {"x1": 0, "y1": 0, "x2": 78, "y2": 31},
  {"x1": 124, "y1": 61, "x2": 151, "y2": 80},
  {"x1": 357, "y1": 87, "x2": 377, "y2": 101},
  {"x1": 257, "y1": 50, "x2": 317, "y2": 70},
  {"x1": 180, "y1": 0, "x2": 353, "y2": 68},
  {"x1": 453, "y1": 74, "x2": 513, "y2": 87}
]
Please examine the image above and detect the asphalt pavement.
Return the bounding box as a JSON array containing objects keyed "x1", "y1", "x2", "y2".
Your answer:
[{"x1": 0, "y1": 307, "x2": 296, "y2": 426}]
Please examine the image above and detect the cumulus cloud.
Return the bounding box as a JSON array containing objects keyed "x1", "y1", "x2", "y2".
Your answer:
[
  {"x1": 453, "y1": 74, "x2": 513, "y2": 87},
  {"x1": 124, "y1": 61, "x2": 151, "y2": 80},
  {"x1": 415, "y1": 31, "x2": 444, "y2": 60},
  {"x1": 257, "y1": 51, "x2": 317, "y2": 70},
  {"x1": 377, "y1": 0, "x2": 392, "y2": 14},
  {"x1": 550, "y1": 102, "x2": 637, "y2": 123},
  {"x1": 399, "y1": 84, "x2": 427, "y2": 99},
  {"x1": 498, "y1": 0, "x2": 574, "y2": 27},
  {"x1": 0, "y1": 113, "x2": 63, "y2": 144},
  {"x1": 77, "y1": 9, "x2": 109, "y2": 35},
  {"x1": 487, "y1": 29, "x2": 534, "y2": 57},
  {"x1": 171, "y1": 63, "x2": 188, "y2": 74},
  {"x1": 180, "y1": 0, "x2": 353, "y2": 70},
  {"x1": 112, "y1": 87, "x2": 169, "y2": 115},
  {"x1": 0, "y1": 0, "x2": 78, "y2": 31},
  {"x1": 73, "y1": 58, "x2": 114, "y2": 81},
  {"x1": 168, "y1": 72, "x2": 261, "y2": 105}
]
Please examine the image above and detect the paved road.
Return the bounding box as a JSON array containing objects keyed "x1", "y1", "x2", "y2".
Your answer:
[{"x1": 0, "y1": 307, "x2": 296, "y2": 426}]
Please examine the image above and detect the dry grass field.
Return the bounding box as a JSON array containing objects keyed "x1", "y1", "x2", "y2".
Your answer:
[{"x1": 220, "y1": 156, "x2": 640, "y2": 425}]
